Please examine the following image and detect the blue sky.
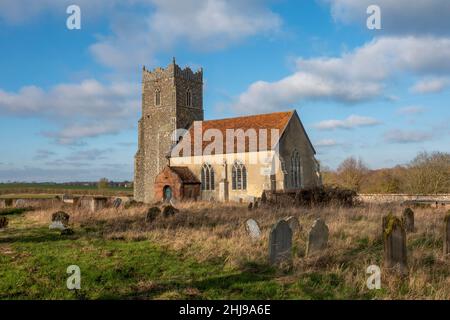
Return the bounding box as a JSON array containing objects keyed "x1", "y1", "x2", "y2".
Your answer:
[{"x1": 0, "y1": 0, "x2": 449, "y2": 182}]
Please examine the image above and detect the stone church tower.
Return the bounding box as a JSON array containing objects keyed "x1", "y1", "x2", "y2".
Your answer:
[{"x1": 134, "y1": 59, "x2": 204, "y2": 203}]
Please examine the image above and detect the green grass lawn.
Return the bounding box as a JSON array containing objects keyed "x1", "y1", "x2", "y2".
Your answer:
[{"x1": 0, "y1": 211, "x2": 372, "y2": 300}]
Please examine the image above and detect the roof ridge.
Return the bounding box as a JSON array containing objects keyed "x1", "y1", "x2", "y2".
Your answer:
[{"x1": 197, "y1": 110, "x2": 295, "y2": 123}]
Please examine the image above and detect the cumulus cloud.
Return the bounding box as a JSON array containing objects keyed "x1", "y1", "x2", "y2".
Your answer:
[
  {"x1": 325, "y1": 0, "x2": 450, "y2": 36},
  {"x1": 233, "y1": 36, "x2": 450, "y2": 112},
  {"x1": 90, "y1": 0, "x2": 281, "y2": 70},
  {"x1": 314, "y1": 115, "x2": 380, "y2": 130},
  {"x1": 410, "y1": 77, "x2": 450, "y2": 94},
  {"x1": 383, "y1": 129, "x2": 433, "y2": 144},
  {"x1": 0, "y1": 80, "x2": 139, "y2": 144}
]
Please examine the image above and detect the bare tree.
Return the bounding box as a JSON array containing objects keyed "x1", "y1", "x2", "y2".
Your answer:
[
  {"x1": 336, "y1": 157, "x2": 369, "y2": 192},
  {"x1": 405, "y1": 151, "x2": 450, "y2": 194}
]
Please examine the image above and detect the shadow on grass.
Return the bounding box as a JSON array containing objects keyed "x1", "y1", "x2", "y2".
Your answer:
[{"x1": 0, "y1": 226, "x2": 80, "y2": 244}]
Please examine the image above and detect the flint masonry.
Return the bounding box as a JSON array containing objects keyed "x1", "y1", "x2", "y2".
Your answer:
[{"x1": 134, "y1": 59, "x2": 321, "y2": 203}]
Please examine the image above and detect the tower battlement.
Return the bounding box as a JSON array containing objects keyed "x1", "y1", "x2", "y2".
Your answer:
[{"x1": 143, "y1": 58, "x2": 203, "y2": 83}]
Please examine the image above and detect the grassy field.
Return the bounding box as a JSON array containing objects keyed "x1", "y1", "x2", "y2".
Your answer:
[
  {"x1": 0, "y1": 202, "x2": 449, "y2": 300},
  {"x1": 0, "y1": 183, "x2": 133, "y2": 198}
]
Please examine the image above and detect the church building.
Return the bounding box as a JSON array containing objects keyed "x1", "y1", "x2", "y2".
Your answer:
[{"x1": 134, "y1": 59, "x2": 321, "y2": 203}]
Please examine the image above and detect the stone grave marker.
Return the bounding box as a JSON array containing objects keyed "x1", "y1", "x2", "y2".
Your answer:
[
  {"x1": 383, "y1": 215, "x2": 408, "y2": 274},
  {"x1": 113, "y1": 198, "x2": 122, "y2": 209},
  {"x1": 285, "y1": 216, "x2": 300, "y2": 233},
  {"x1": 245, "y1": 219, "x2": 261, "y2": 240},
  {"x1": 402, "y1": 208, "x2": 415, "y2": 232},
  {"x1": 306, "y1": 219, "x2": 329, "y2": 256},
  {"x1": 444, "y1": 214, "x2": 450, "y2": 256},
  {"x1": 268, "y1": 219, "x2": 292, "y2": 264}
]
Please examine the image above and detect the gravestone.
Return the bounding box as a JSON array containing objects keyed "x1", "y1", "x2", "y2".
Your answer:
[
  {"x1": 383, "y1": 215, "x2": 408, "y2": 274},
  {"x1": 113, "y1": 198, "x2": 122, "y2": 209},
  {"x1": 402, "y1": 208, "x2": 414, "y2": 232},
  {"x1": 51, "y1": 211, "x2": 70, "y2": 225},
  {"x1": 248, "y1": 202, "x2": 253, "y2": 211},
  {"x1": 0, "y1": 217, "x2": 8, "y2": 229},
  {"x1": 162, "y1": 205, "x2": 178, "y2": 217},
  {"x1": 245, "y1": 219, "x2": 261, "y2": 240},
  {"x1": 261, "y1": 191, "x2": 267, "y2": 204},
  {"x1": 146, "y1": 207, "x2": 161, "y2": 223},
  {"x1": 268, "y1": 219, "x2": 292, "y2": 264},
  {"x1": 306, "y1": 219, "x2": 329, "y2": 256},
  {"x1": 15, "y1": 199, "x2": 26, "y2": 208},
  {"x1": 444, "y1": 215, "x2": 450, "y2": 256},
  {"x1": 285, "y1": 216, "x2": 300, "y2": 233},
  {"x1": 254, "y1": 201, "x2": 259, "y2": 210}
]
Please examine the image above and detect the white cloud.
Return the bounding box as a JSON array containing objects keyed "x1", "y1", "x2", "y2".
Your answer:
[
  {"x1": 233, "y1": 36, "x2": 450, "y2": 112},
  {"x1": 314, "y1": 115, "x2": 380, "y2": 130},
  {"x1": 325, "y1": 0, "x2": 450, "y2": 36},
  {"x1": 0, "y1": 80, "x2": 139, "y2": 144},
  {"x1": 383, "y1": 129, "x2": 432, "y2": 144},
  {"x1": 90, "y1": 0, "x2": 281, "y2": 70},
  {"x1": 410, "y1": 77, "x2": 449, "y2": 94}
]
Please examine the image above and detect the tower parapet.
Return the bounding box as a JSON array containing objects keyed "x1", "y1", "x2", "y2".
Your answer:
[{"x1": 143, "y1": 59, "x2": 203, "y2": 83}]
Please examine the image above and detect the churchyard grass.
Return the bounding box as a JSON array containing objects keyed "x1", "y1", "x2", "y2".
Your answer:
[{"x1": 0, "y1": 202, "x2": 448, "y2": 299}]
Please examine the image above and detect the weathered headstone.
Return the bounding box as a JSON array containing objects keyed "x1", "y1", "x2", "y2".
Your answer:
[
  {"x1": 383, "y1": 215, "x2": 408, "y2": 274},
  {"x1": 112, "y1": 198, "x2": 122, "y2": 209},
  {"x1": 51, "y1": 211, "x2": 70, "y2": 225},
  {"x1": 0, "y1": 217, "x2": 8, "y2": 229},
  {"x1": 261, "y1": 191, "x2": 267, "y2": 204},
  {"x1": 402, "y1": 208, "x2": 414, "y2": 232},
  {"x1": 15, "y1": 199, "x2": 26, "y2": 208},
  {"x1": 247, "y1": 202, "x2": 253, "y2": 211},
  {"x1": 245, "y1": 219, "x2": 261, "y2": 240},
  {"x1": 253, "y1": 201, "x2": 259, "y2": 210},
  {"x1": 306, "y1": 219, "x2": 329, "y2": 256},
  {"x1": 268, "y1": 219, "x2": 292, "y2": 264},
  {"x1": 146, "y1": 207, "x2": 161, "y2": 223},
  {"x1": 285, "y1": 216, "x2": 300, "y2": 233},
  {"x1": 162, "y1": 205, "x2": 178, "y2": 217},
  {"x1": 444, "y1": 214, "x2": 450, "y2": 256}
]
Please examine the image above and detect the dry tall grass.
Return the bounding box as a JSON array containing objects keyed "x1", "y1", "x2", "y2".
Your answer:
[{"x1": 24, "y1": 201, "x2": 450, "y2": 299}]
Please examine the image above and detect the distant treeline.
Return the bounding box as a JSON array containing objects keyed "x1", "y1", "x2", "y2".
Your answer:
[{"x1": 322, "y1": 151, "x2": 450, "y2": 194}]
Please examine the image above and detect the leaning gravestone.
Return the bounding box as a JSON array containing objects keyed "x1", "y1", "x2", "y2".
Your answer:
[
  {"x1": 383, "y1": 215, "x2": 408, "y2": 274},
  {"x1": 245, "y1": 219, "x2": 261, "y2": 240},
  {"x1": 402, "y1": 208, "x2": 415, "y2": 232},
  {"x1": 112, "y1": 198, "x2": 122, "y2": 209},
  {"x1": 253, "y1": 201, "x2": 259, "y2": 210},
  {"x1": 162, "y1": 205, "x2": 178, "y2": 217},
  {"x1": 444, "y1": 214, "x2": 450, "y2": 256},
  {"x1": 268, "y1": 219, "x2": 292, "y2": 264},
  {"x1": 247, "y1": 202, "x2": 253, "y2": 211},
  {"x1": 285, "y1": 216, "x2": 300, "y2": 233},
  {"x1": 306, "y1": 219, "x2": 329, "y2": 256},
  {"x1": 0, "y1": 217, "x2": 8, "y2": 229}
]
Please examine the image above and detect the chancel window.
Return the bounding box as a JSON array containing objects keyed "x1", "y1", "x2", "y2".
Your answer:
[
  {"x1": 232, "y1": 161, "x2": 247, "y2": 190},
  {"x1": 201, "y1": 163, "x2": 215, "y2": 190},
  {"x1": 291, "y1": 150, "x2": 301, "y2": 188}
]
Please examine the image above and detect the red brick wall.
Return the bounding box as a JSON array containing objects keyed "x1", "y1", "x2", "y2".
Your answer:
[{"x1": 154, "y1": 167, "x2": 183, "y2": 201}]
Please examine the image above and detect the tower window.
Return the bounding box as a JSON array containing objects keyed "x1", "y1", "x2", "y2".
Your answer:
[
  {"x1": 232, "y1": 161, "x2": 247, "y2": 190},
  {"x1": 155, "y1": 89, "x2": 161, "y2": 106},
  {"x1": 201, "y1": 163, "x2": 215, "y2": 191},
  {"x1": 186, "y1": 89, "x2": 192, "y2": 107}
]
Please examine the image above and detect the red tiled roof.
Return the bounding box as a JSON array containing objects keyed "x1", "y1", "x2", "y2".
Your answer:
[{"x1": 174, "y1": 110, "x2": 294, "y2": 156}]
